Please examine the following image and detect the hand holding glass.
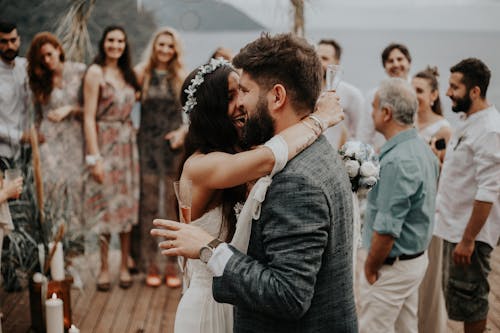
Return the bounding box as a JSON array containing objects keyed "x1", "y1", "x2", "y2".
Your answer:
[
  {"x1": 326, "y1": 64, "x2": 343, "y2": 91},
  {"x1": 174, "y1": 179, "x2": 192, "y2": 223},
  {"x1": 4, "y1": 169, "x2": 23, "y2": 199}
]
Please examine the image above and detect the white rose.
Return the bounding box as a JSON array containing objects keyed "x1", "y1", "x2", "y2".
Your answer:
[
  {"x1": 344, "y1": 141, "x2": 362, "y2": 158},
  {"x1": 344, "y1": 159, "x2": 360, "y2": 178},
  {"x1": 360, "y1": 161, "x2": 379, "y2": 177},
  {"x1": 359, "y1": 176, "x2": 378, "y2": 188}
]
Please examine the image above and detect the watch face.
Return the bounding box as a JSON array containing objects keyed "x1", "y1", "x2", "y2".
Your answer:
[{"x1": 200, "y1": 246, "x2": 212, "y2": 263}]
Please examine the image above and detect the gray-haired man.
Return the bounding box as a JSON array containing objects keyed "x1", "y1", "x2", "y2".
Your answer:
[{"x1": 359, "y1": 78, "x2": 439, "y2": 333}]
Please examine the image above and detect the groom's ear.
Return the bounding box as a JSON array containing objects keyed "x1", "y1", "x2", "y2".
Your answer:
[{"x1": 268, "y1": 84, "x2": 287, "y2": 114}]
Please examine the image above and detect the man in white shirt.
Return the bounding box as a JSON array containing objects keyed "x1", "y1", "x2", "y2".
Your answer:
[
  {"x1": 0, "y1": 21, "x2": 30, "y2": 171},
  {"x1": 316, "y1": 39, "x2": 365, "y2": 148},
  {"x1": 434, "y1": 58, "x2": 500, "y2": 333},
  {"x1": 358, "y1": 43, "x2": 412, "y2": 151}
]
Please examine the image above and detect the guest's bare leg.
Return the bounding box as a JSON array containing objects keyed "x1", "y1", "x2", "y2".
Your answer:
[
  {"x1": 97, "y1": 233, "x2": 111, "y2": 291},
  {"x1": 119, "y1": 232, "x2": 132, "y2": 288}
]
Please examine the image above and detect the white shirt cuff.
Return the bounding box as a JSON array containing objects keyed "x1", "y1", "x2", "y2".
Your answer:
[
  {"x1": 207, "y1": 242, "x2": 233, "y2": 277},
  {"x1": 475, "y1": 188, "x2": 498, "y2": 203}
]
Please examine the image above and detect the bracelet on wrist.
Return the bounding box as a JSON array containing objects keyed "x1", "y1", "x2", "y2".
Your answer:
[
  {"x1": 301, "y1": 119, "x2": 321, "y2": 136},
  {"x1": 85, "y1": 154, "x2": 102, "y2": 166},
  {"x1": 308, "y1": 114, "x2": 327, "y2": 133}
]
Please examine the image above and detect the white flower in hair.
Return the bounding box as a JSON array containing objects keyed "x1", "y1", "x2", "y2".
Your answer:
[{"x1": 182, "y1": 58, "x2": 232, "y2": 114}]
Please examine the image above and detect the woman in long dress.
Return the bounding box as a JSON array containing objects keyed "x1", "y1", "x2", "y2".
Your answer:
[
  {"x1": 133, "y1": 27, "x2": 186, "y2": 287},
  {"x1": 412, "y1": 66, "x2": 452, "y2": 333},
  {"x1": 82, "y1": 26, "x2": 140, "y2": 291},
  {"x1": 26, "y1": 32, "x2": 86, "y2": 250},
  {"x1": 169, "y1": 59, "x2": 343, "y2": 333}
]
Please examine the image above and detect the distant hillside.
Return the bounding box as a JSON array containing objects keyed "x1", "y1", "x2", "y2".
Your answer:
[{"x1": 143, "y1": 0, "x2": 265, "y2": 31}]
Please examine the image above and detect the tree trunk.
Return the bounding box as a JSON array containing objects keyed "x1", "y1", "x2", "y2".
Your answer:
[{"x1": 291, "y1": 0, "x2": 305, "y2": 37}]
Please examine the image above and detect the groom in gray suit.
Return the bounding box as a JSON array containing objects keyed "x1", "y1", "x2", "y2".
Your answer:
[{"x1": 154, "y1": 33, "x2": 357, "y2": 332}]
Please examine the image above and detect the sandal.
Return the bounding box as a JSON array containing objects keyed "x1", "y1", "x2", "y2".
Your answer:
[
  {"x1": 145, "y1": 265, "x2": 162, "y2": 288},
  {"x1": 165, "y1": 263, "x2": 181, "y2": 288},
  {"x1": 97, "y1": 271, "x2": 111, "y2": 292},
  {"x1": 119, "y1": 270, "x2": 133, "y2": 289}
]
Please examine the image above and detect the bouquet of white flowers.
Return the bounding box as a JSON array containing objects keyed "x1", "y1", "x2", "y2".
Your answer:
[{"x1": 339, "y1": 141, "x2": 380, "y2": 192}]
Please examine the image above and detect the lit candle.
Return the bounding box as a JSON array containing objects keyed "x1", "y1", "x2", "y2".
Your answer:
[
  {"x1": 69, "y1": 324, "x2": 80, "y2": 333},
  {"x1": 49, "y1": 242, "x2": 65, "y2": 281},
  {"x1": 45, "y1": 293, "x2": 64, "y2": 333}
]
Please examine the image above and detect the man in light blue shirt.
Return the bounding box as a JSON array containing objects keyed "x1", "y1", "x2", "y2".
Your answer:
[{"x1": 359, "y1": 78, "x2": 440, "y2": 333}]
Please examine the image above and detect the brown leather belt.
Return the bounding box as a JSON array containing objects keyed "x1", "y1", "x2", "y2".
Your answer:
[{"x1": 383, "y1": 251, "x2": 424, "y2": 266}]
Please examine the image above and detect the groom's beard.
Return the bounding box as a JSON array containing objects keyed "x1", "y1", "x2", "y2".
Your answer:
[
  {"x1": 241, "y1": 97, "x2": 275, "y2": 149},
  {"x1": 450, "y1": 93, "x2": 472, "y2": 113}
]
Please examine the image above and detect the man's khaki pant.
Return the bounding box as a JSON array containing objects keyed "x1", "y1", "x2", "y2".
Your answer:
[{"x1": 359, "y1": 253, "x2": 428, "y2": 333}]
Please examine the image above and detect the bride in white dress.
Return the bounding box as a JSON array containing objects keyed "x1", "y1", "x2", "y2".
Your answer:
[{"x1": 168, "y1": 58, "x2": 343, "y2": 333}]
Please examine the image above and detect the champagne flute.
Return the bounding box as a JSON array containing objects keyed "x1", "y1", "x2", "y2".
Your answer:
[
  {"x1": 326, "y1": 64, "x2": 343, "y2": 91},
  {"x1": 173, "y1": 179, "x2": 192, "y2": 223},
  {"x1": 4, "y1": 168, "x2": 23, "y2": 199}
]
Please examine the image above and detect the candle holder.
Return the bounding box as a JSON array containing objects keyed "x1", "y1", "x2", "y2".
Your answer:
[{"x1": 29, "y1": 275, "x2": 73, "y2": 332}]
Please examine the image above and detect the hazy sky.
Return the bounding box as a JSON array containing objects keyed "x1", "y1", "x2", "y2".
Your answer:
[{"x1": 219, "y1": 0, "x2": 500, "y2": 31}]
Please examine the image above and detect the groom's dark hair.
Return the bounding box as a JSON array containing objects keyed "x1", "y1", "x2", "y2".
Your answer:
[{"x1": 233, "y1": 33, "x2": 322, "y2": 117}]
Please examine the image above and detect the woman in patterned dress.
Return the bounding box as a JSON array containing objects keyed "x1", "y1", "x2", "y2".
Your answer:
[
  {"x1": 412, "y1": 66, "x2": 452, "y2": 333},
  {"x1": 133, "y1": 27, "x2": 186, "y2": 287},
  {"x1": 82, "y1": 26, "x2": 140, "y2": 291},
  {"x1": 26, "y1": 32, "x2": 86, "y2": 252}
]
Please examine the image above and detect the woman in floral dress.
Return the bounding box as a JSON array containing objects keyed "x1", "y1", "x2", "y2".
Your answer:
[
  {"x1": 133, "y1": 27, "x2": 186, "y2": 288},
  {"x1": 82, "y1": 26, "x2": 140, "y2": 291},
  {"x1": 27, "y1": 32, "x2": 86, "y2": 250}
]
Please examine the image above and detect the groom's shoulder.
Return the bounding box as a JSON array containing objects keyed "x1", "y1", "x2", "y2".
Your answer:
[{"x1": 282, "y1": 135, "x2": 343, "y2": 178}]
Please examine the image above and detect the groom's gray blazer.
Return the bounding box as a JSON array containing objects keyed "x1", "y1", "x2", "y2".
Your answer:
[{"x1": 213, "y1": 135, "x2": 358, "y2": 332}]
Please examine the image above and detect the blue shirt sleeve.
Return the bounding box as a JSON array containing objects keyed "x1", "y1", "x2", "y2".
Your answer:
[{"x1": 372, "y1": 159, "x2": 420, "y2": 238}]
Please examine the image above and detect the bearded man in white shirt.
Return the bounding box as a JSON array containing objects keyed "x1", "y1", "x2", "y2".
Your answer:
[
  {"x1": 434, "y1": 58, "x2": 500, "y2": 333},
  {"x1": 0, "y1": 21, "x2": 30, "y2": 170}
]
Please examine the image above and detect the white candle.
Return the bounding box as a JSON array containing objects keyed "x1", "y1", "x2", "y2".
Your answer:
[
  {"x1": 45, "y1": 293, "x2": 64, "y2": 333},
  {"x1": 69, "y1": 324, "x2": 80, "y2": 333},
  {"x1": 49, "y1": 242, "x2": 65, "y2": 281}
]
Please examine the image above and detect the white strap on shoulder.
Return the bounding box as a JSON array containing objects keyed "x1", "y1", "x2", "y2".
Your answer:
[{"x1": 264, "y1": 134, "x2": 288, "y2": 177}]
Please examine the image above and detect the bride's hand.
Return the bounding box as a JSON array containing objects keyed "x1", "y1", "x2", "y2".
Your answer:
[{"x1": 313, "y1": 91, "x2": 344, "y2": 128}]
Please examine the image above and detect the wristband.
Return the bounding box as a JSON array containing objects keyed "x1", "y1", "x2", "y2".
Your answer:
[{"x1": 85, "y1": 154, "x2": 102, "y2": 166}]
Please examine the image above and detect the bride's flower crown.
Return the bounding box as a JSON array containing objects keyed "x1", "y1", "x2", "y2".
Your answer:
[{"x1": 182, "y1": 57, "x2": 232, "y2": 114}]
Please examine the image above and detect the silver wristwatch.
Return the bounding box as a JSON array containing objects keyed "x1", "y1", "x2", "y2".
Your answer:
[{"x1": 199, "y1": 238, "x2": 223, "y2": 264}]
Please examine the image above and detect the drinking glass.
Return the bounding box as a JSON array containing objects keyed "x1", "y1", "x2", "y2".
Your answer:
[
  {"x1": 326, "y1": 64, "x2": 343, "y2": 91},
  {"x1": 4, "y1": 168, "x2": 22, "y2": 199},
  {"x1": 173, "y1": 179, "x2": 192, "y2": 223}
]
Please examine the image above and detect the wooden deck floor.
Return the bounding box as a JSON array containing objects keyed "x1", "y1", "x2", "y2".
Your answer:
[
  {"x1": 1, "y1": 251, "x2": 181, "y2": 333},
  {"x1": 2, "y1": 247, "x2": 500, "y2": 332}
]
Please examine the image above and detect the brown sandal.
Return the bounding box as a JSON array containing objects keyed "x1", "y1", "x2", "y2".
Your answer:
[
  {"x1": 119, "y1": 270, "x2": 133, "y2": 289},
  {"x1": 97, "y1": 271, "x2": 111, "y2": 292},
  {"x1": 145, "y1": 265, "x2": 162, "y2": 288}
]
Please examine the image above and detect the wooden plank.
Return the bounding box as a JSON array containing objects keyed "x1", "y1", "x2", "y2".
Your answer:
[
  {"x1": 1, "y1": 289, "x2": 27, "y2": 320},
  {"x1": 78, "y1": 288, "x2": 110, "y2": 332},
  {"x1": 2, "y1": 290, "x2": 30, "y2": 333},
  {"x1": 143, "y1": 284, "x2": 170, "y2": 333},
  {"x1": 110, "y1": 278, "x2": 143, "y2": 333},
  {"x1": 93, "y1": 284, "x2": 127, "y2": 333},
  {"x1": 125, "y1": 282, "x2": 155, "y2": 333},
  {"x1": 161, "y1": 287, "x2": 182, "y2": 333}
]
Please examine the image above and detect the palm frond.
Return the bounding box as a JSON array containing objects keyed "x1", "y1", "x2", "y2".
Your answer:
[{"x1": 55, "y1": 0, "x2": 96, "y2": 62}]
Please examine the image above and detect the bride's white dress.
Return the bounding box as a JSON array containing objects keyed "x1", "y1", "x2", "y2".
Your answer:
[{"x1": 174, "y1": 206, "x2": 233, "y2": 333}]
